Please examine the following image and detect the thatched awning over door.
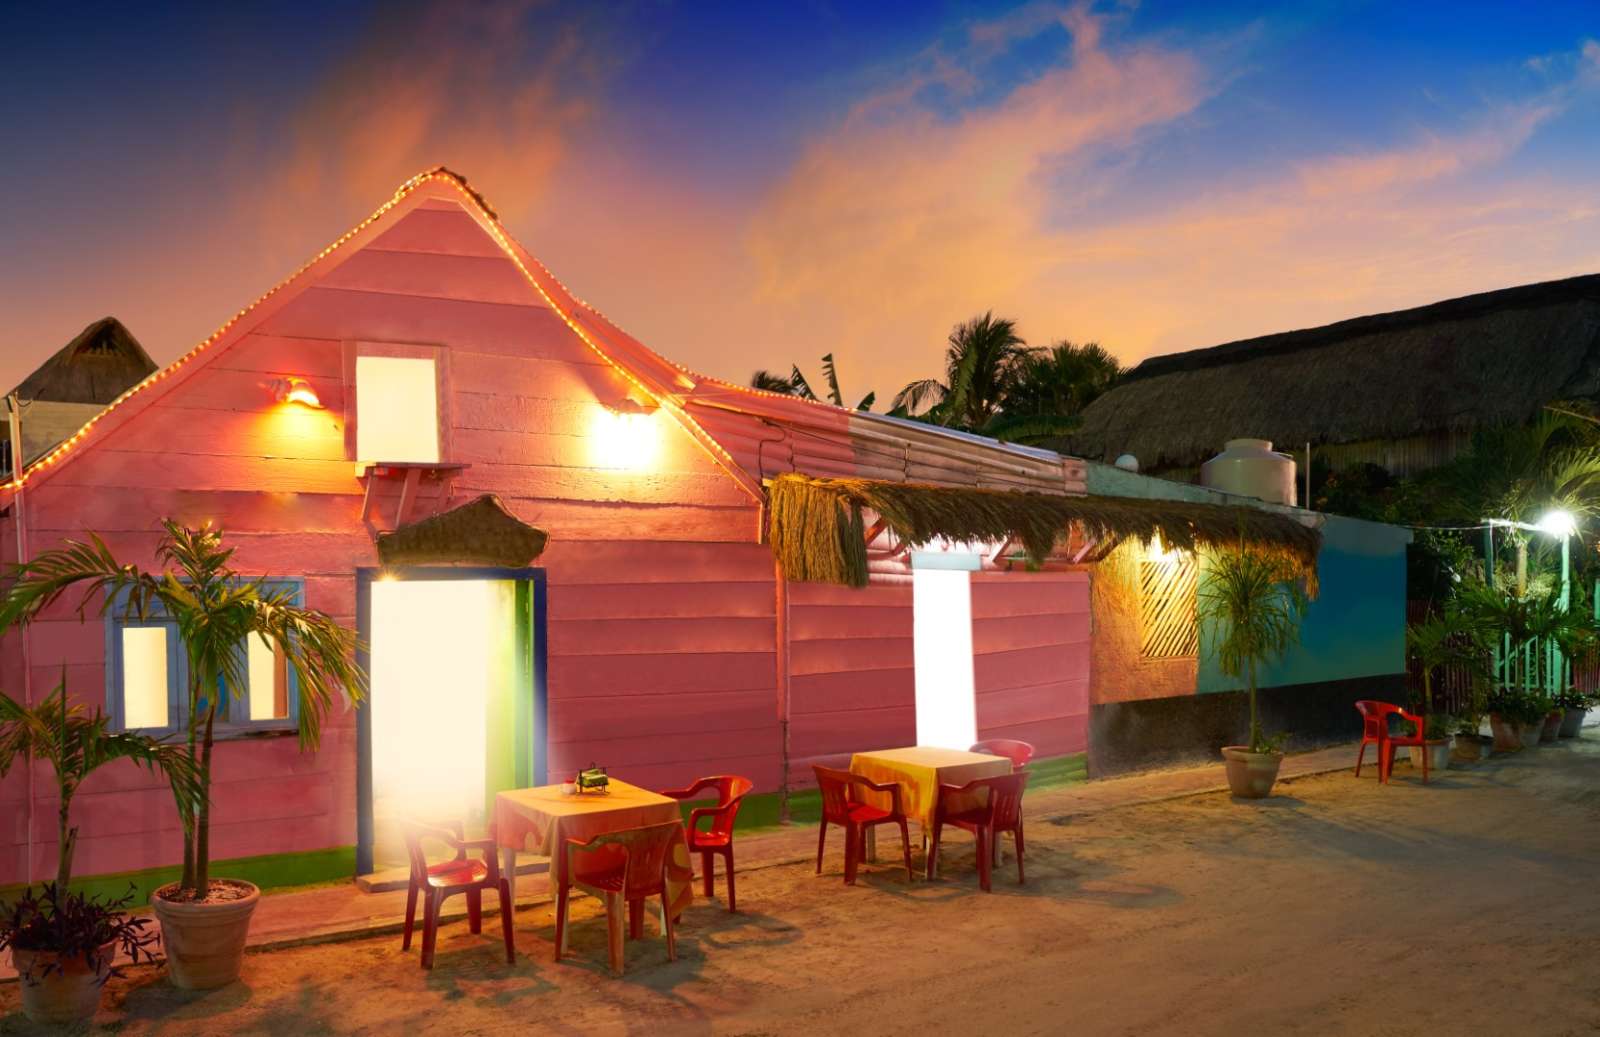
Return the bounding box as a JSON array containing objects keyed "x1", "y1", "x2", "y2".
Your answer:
[
  {"x1": 376, "y1": 494, "x2": 548, "y2": 568},
  {"x1": 766, "y1": 473, "x2": 1321, "y2": 589}
]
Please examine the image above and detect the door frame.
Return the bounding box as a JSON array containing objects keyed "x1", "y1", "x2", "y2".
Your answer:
[{"x1": 354, "y1": 565, "x2": 548, "y2": 875}]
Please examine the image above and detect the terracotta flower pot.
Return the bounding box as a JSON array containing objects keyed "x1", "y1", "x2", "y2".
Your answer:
[
  {"x1": 1407, "y1": 738, "x2": 1452, "y2": 773},
  {"x1": 11, "y1": 941, "x2": 115, "y2": 1025},
  {"x1": 151, "y1": 880, "x2": 260, "y2": 989},
  {"x1": 1221, "y1": 746, "x2": 1283, "y2": 798},
  {"x1": 1489, "y1": 714, "x2": 1522, "y2": 752},
  {"x1": 1451, "y1": 735, "x2": 1487, "y2": 762},
  {"x1": 1540, "y1": 711, "x2": 1563, "y2": 743},
  {"x1": 1517, "y1": 719, "x2": 1546, "y2": 749},
  {"x1": 1560, "y1": 708, "x2": 1587, "y2": 738}
]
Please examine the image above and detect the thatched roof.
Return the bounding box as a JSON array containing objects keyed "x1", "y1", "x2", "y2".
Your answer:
[
  {"x1": 767, "y1": 474, "x2": 1321, "y2": 589},
  {"x1": 376, "y1": 494, "x2": 548, "y2": 567},
  {"x1": 14, "y1": 317, "x2": 157, "y2": 404},
  {"x1": 1065, "y1": 274, "x2": 1600, "y2": 469}
]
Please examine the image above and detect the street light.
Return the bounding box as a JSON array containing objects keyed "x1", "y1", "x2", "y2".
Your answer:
[{"x1": 1535, "y1": 509, "x2": 1578, "y2": 539}]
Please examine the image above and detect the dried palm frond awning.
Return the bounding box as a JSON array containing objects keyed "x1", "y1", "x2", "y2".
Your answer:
[
  {"x1": 377, "y1": 494, "x2": 548, "y2": 568},
  {"x1": 767, "y1": 473, "x2": 1321, "y2": 589}
]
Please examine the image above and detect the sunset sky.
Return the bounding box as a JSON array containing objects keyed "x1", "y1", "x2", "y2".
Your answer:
[{"x1": 4, "y1": 1, "x2": 1599, "y2": 403}]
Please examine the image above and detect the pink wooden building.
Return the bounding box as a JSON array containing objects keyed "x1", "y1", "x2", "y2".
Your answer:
[{"x1": 0, "y1": 169, "x2": 1099, "y2": 887}]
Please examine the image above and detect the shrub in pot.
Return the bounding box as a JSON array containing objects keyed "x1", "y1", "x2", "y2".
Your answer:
[
  {"x1": 0, "y1": 524, "x2": 366, "y2": 990},
  {"x1": 1555, "y1": 688, "x2": 1589, "y2": 738},
  {"x1": 1403, "y1": 713, "x2": 1456, "y2": 773},
  {"x1": 1196, "y1": 542, "x2": 1309, "y2": 799},
  {"x1": 0, "y1": 679, "x2": 199, "y2": 1023},
  {"x1": 1487, "y1": 687, "x2": 1548, "y2": 751},
  {"x1": 1, "y1": 885, "x2": 159, "y2": 1025}
]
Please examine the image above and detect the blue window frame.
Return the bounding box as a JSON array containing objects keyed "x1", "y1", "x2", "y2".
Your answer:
[{"x1": 104, "y1": 578, "x2": 304, "y2": 738}]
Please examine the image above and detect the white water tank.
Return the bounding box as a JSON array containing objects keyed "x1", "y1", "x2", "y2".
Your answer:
[{"x1": 1201, "y1": 438, "x2": 1297, "y2": 505}]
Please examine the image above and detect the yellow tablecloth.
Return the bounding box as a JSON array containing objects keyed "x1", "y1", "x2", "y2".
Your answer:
[
  {"x1": 495, "y1": 779, "x2": 693, "y2": 918},
  {"x1": 848, "y1": 746, "x2": 1012, "y2": 831}
]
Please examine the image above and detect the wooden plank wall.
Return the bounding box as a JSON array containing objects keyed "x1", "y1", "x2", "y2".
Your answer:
[
  {"x1": 970, "y1": 572, "x2": 1090, "y2": 758},
  {"x1": 541, "y1": 541, "x2": 780, "y2": 793},
  {"x1": 785, "y1": 580, "x2": 916, "y2": 784},
  {"x1": 0, "y1": 190, "x2": 765, "y2": 886}
]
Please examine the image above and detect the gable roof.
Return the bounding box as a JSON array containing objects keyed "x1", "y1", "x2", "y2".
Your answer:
[
  {"x1": 4, "y1": 167, "x2": 1080, "y2": 502},
  {"x1": 4, "y1": 168, "x2": 764, "y2": 504},
  {"x1": 1066, "y1": 273, "x2": 1600, "y2": 469},
  {"x1": 13, "y1": 317, "x2": 156, "y2": 403}
]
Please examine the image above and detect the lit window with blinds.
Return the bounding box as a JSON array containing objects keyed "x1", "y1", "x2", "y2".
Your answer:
[{"x1": 1140, "y1": 552, "x2": 1199, "y2": 659}]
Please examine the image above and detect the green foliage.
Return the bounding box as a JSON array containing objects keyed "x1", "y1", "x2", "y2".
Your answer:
[
  {"x1": 1406, "y1": 609, "x2": 1491, "y2": 728},
  {"x1": 0, "y1": 522, "x2": 367, "y2": 899},
  {"x1": 1486, "y1": 686, "x2": 1549, "y2": 724},
  {"x1": 752, "y1": 353, "x2": 875, "y2": 410},
  {"x1": 0, "y1": 884, "x2": 157, "y2": 977},
  {"x1": 0, "y1": 679, "x2": 201, "y2": 891},
  {"x1": 1554, "y1": 686, "x2": 1589, "y2": 710},
  {"x1": 892, "y1": 311, "x2": 1032, "y2": 429},
  {"x1": 1196, "y1": 545, "x2": 1309, "y2": 754}
]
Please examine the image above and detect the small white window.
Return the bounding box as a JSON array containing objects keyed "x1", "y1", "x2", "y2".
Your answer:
[
  {"x1": 120, "y1": 626, "x2": 171, "y2": 729},
  {"x1": 245, "y1": 637, "x2": 288, "y2": 721},
  {"x1": 356, "y1": 355, "x2": 439, "y2": 463},
  {"x1": 107, "y1": 580, "x2": 303, "y2": 737}
]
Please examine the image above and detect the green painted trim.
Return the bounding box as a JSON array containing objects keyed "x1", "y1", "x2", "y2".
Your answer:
[
  {"x1": 677, "y1": 753, "x2": 1090, "y2": 834},
  {"x1": 0, "y1": 846, "x2": 356, "y2": 908}
]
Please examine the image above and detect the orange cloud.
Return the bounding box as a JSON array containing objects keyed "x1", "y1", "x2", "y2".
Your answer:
[
  {"x1": 740, "y1": 3, "x2": 1204, "y2": 397},
  {"x1": 719, "y1": 12, "x2": 1600, "y2": 401}
]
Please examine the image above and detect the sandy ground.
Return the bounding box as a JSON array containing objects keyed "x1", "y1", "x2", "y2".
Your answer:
[{"x1": 6, "y1": 741, "x2": 1600, "y2": 1037}]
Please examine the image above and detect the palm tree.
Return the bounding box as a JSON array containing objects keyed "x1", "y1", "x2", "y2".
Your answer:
[
  {"x1": 891, "y1": 312, "x2": 1033, "y2": 430},
  {"x1": 1431, "y1": 412, "x2": 1600, "y2": 593},
  {"x1": 751, "y1": 353, "x2": 874, "y2": 410},
  {"x1": 1003, "y1": 340, "x2": 1123, "y2": 418},
  {"x1": 981, "y1": 340, "x2": 1124, "y2": 445},
  {"x1": 1196, "y1": 545, "x2": 1309, "y2": 753},
  {"x1": 0, "y1": 523, "x2": 366, "y2": 898},
  {"x1": 0, "y1": 677, "x2": 202, "y2": 891},
  {"x1": 1405, "y1": 611, "x2": 1490, "y2": 738}
]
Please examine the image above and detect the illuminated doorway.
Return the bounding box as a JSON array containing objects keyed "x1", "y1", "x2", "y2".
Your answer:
[
  {"x1": 355, "y1": 567, "x2": 545, "y2": 875},
  {"x1": 912, "y1": 562, "x2": 978, "y2": 749}
]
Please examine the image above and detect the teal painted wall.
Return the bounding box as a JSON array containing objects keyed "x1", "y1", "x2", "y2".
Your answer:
[{"x1": 1085, "y1": 462, "x2": 1411, "y2": 694}]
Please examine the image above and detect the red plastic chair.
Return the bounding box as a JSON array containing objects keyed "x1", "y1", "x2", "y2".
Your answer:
[
  {"x1": 555, "y1": 820, "x2": 691, "y2": 976},
  {"x1": 969, "y1": 739, "x2": 1035, "y2": 768},
  {"x1": 658, "y1": 775, "x2": 754, "y2": 912},
  {"x1": 927, "y1": 771, "x2": 1030, "y2": 891},
  {"x1": 812, "y1": 764, "x2": 914, "y2": 885},
  {"x1": 1355, "y1": 700, "x2": 1401, "y2": 781},
  {"x1": 401, "y1": 819, "x2": 514, "y2": 969},
  {"x1": 1382, "y1": 706, "x2": 1432, "y2": 784}
]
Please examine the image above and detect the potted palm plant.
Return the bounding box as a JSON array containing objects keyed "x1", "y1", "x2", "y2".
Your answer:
[
  {"x1": 0, "y1": 523, "x2": 365, "y2": 990},
  {"x1": 0, "y1": 678, "x2": 200, "y2": 1023},
  {"x1": 1197, "y1": 544, "x2": 1309, "y2": 799},
  {"x1": 1405, "y1": 612, "x2": 1486, "y2": 773}
]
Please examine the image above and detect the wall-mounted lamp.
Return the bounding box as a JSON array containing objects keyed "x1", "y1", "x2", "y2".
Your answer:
[
  {"x1": 272, "y1": 377, "x2": 324, "y2": 409},
  {"x1": 607, "y1": 396, "x2": 659, "y2": 417},
  {"x1": 592, "y1": 396, "x2": 661, "y2": 469}
]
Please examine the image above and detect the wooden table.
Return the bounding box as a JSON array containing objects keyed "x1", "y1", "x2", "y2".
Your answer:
[
  {"x1": 494, "y1": 779, "x2": 686, "y2": 907},
  {"x1": 849, "y1": 746, "x2": 1013, "y2": 853}
]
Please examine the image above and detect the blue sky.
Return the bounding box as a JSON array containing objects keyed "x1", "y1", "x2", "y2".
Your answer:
[{"x1": 3, "y1": 1, "x2": 1598, "y2": 401}]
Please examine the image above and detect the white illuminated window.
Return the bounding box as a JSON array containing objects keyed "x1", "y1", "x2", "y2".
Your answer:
[
  {"x1": 356, "y1": 356, "x2": 439, "y2": 463},
  {"x1": 120, "y1": 627, "x2": 171, "y2": 730},
  {"x1": 245, "y1": 637, "x2": 288, "y2": 721},
  {"x1": 912, "y1": 567, "x2": 978, "y2": 749},
  {"x1": 108, "y1": 580, "x2": 302, "y2": 736}
]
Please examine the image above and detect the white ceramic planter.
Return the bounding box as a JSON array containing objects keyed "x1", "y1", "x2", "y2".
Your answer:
[{"x1": 1407, "y1": 739, "x2": 1452, "y2": 773}]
